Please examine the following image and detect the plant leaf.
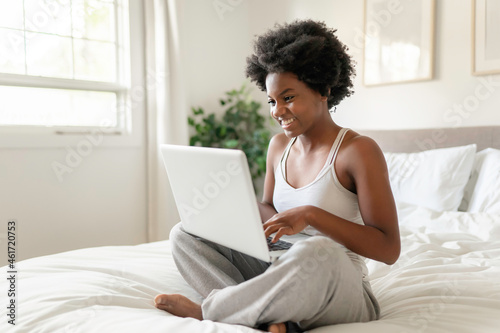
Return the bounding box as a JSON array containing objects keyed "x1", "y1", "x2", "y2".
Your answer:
[
  {"x1": 224, "y1": 139, "x2": 239, "y2": 148},
  {"x1": 187, "y1": 83, "x2": 271, "y2": 184}
]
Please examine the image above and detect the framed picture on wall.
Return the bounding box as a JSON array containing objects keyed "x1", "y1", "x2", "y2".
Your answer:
[
  {"x1": 363, "y1": 0, "x2": 436, "y2": 86},
  {"x1": 472, "y1": 0, "x2": 500, "y2": 75}
]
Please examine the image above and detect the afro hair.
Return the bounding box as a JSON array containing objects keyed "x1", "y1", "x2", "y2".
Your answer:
[{"x1": 245, "y1": 20, "x2": 355, "y2": 109}]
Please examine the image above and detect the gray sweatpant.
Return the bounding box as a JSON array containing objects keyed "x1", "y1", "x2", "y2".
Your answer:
[{"x1": 169, "y1": 222, "x2": 380, "y2": 330}]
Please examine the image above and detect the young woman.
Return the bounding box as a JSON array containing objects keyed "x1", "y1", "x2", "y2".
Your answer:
[{"x1": 155, "y1": 20, "x2": 400, "y2": 333}]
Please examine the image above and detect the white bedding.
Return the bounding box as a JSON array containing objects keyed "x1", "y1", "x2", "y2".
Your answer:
[{"x1": 2, "y1": 204, "x2": 500, "y2": 333}]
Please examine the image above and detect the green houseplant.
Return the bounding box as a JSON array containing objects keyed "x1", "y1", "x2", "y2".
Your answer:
[{"x1": 188, "y1": 84, "x2": 271, "y2": 185}]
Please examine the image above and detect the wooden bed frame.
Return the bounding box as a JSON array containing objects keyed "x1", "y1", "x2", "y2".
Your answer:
[{"x1": 358, "y1": 126, "x2": 500, "y2": 152}]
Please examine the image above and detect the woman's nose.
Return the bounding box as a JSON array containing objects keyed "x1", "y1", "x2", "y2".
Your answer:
[{"x1": 271, "y1": 103, "x2": 286, "y2": 119}]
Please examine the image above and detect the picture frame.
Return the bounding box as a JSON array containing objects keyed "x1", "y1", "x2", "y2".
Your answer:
[
  {"x1": 472, "y1": 0, "x2": 500, "y2": 75},
  {"x1": 363, "y1": 0, "x2": 436, "y2": 86}
]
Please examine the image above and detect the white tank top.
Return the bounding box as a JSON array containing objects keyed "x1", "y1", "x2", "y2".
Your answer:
[{"x1": 273, "y1": 128, "x2": 368, "y2": 279}]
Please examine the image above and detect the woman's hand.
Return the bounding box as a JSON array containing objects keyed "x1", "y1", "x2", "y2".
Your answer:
[{"x1": 263, "y1": 205, "x2": 317, "y2": 242}]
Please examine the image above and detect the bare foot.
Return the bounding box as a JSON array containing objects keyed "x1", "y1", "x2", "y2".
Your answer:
[
  {"x1": 268, "y1": 322, "x2": 287, "y2": 333},
  {"x1": 154, "y1": 294, "x2": 203, "y2": 320}
]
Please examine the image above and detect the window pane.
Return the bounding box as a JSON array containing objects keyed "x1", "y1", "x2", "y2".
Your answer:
[
  {"x1": 74, "y1": 39, "x2": 116, "y2": 82},
  {"x1": 0, "y1": 0, "x2": 128, "y2": 131},
  {"x1": 0, "y1": 86, "x2": 118, "y2": 127},
  {"x1": 26, "y1": 32, "x2": 73, "y2": 78},
  {"x1": 24, "y1": 0, "x2": 72, "y2": 36},
  {"x1": 0, "y1": 28, "x2": 25, "y2": 74},
  {"x1": 0, "y1": 0, "x2": 24, "y2": 29},
  {"x1": 73, "y1": 0, "x2": 116, "y2": 42}
]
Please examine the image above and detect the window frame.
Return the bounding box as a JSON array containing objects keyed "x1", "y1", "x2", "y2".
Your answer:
[{"x1": 0, "y1": 0, "x2": 144, "y2": 148}]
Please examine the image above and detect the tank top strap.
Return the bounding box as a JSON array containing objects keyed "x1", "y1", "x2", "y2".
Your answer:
[
  {"x1": 327, "y1": 128, "x2": 350, "y2": 165},
  {"x1": 280, "y1": 137, "x2": 297, "y2": 179}
]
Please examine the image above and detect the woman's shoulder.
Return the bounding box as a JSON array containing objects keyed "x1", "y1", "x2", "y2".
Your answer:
[
  {"x1": 341, "y1": 130, "x2": 386, "y2": 167},
  {"x1": 267, "y1": 133, "x2": 292, "y2": 164},
  {"x1": 343, "y1": 130, "x2": 381, "y2": 152},
  {"x1": 269, "y1": 133, "x2": 291, "y2": 148}
]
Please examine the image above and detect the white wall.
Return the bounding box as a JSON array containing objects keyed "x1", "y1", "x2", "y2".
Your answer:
[
  {"x1": 0, "y1": 148, "x2": 147, "y2": 261},
  {"x1": 177, "y1": 0, "x2": 252, "y2": 114},
  {"x1": 179, "y1": 0, "x2": 500, "y2": 130},
  {"x1": 335, "y1": 0, "x2": 500, "y2": 130}
]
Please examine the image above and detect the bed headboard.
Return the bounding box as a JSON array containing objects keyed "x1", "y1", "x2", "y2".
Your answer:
[{"x1": 358, "y1": 126, "x2": 500, "y2": 153}]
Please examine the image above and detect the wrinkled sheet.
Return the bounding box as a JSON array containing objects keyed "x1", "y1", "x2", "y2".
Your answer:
[{"x1": 2, "y1": 204, "x2": 500, "y2": 332}]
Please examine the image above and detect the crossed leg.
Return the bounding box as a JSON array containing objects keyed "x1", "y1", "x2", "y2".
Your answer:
[{"x1": 154, "y1": 294, "x2": 286, "y2": 332}]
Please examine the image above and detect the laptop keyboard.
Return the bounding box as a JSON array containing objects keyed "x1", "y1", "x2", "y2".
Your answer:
[{"x1": 267, "y1": 237, "x2": 293, "y2": 251}]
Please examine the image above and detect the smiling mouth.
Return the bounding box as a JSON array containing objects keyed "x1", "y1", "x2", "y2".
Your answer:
[{"x1": 280, "y1": 118, "x2": 295, "y2": 126}]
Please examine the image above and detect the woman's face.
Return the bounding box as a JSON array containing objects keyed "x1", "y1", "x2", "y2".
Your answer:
[{"x1": 265, "y1": 72, "x2": 328, "y2": 138}]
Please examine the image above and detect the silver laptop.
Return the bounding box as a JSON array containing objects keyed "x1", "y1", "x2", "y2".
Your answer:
[{"x1": 160, "y1": 144, "x2": 307, "y2": 262}]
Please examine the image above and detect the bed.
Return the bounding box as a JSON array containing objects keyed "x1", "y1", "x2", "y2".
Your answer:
[{"x1": 2, "y1": 126, "x2": 500, "y2": 333}]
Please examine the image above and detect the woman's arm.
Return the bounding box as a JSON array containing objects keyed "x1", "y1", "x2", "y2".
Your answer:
[
  {"x1": 264, "y1": 135, "x2": 400, "y2": 265},
  {"x1": 258, "y1": 202, "x2": 277, "y2": 224},
  {"x1": 257, "y1": 133, "x2": 289, "y2": 222}
]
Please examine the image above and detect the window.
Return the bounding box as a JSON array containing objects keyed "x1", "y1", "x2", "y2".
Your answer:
[{"x1": 0, "y1": 0, "x2": 131, "y2": 134}]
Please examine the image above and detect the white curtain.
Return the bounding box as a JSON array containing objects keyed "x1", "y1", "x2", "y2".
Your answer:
[{"x1": 144, "y1": 0, "x2": 189, "y2": 241}]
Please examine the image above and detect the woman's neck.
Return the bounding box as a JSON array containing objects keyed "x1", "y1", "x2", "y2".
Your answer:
[{"x1": 295, "y1": 118, "x2": 341, "y2": 153}]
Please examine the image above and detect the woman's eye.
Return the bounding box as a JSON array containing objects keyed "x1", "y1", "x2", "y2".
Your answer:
[
  {"x1": 284, "y1": 96, "x2": 294, "y2": 102},
  {"x1": 267, "y1": 100, "x2": 276, "y2": 106}
]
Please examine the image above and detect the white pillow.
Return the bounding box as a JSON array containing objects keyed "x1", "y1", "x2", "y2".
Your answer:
[
  {"x1": 465, "y1": 148, "x2": 500, "y2": 213},
  {"x1": 458, "y1": 152, "x2": 481, "y2": 211},
  {"x1": 396, "y1": 201, "x2": 500, "y2": 241},
  {"x1": 384, "y1": 144, "x2": 476, "y2": 212}
]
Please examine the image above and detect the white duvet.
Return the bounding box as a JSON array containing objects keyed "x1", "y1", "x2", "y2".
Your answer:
[{"x1": 2, "y1": 204, "x2": 500, "y2": 333}]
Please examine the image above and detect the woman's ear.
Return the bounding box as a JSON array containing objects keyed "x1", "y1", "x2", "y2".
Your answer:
[{"x1": 321, "y1": 87, "x2": 331, "y2": 102}]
